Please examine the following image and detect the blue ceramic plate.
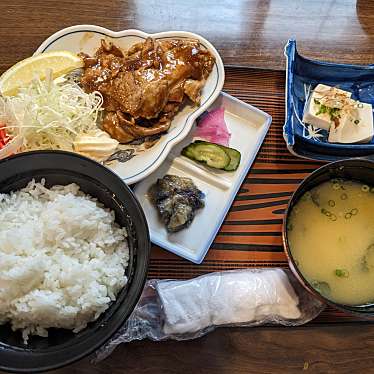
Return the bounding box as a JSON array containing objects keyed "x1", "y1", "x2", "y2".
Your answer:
[{"x1": 284, "y1": 39, "x2": 374, "y2": 161}]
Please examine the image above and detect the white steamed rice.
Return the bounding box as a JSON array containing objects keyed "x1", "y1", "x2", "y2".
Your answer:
[{"x1": 0, "y1": 179, "x2": 129, "y2": 343}]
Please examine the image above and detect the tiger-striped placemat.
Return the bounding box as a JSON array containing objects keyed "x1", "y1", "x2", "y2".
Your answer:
[{"x1": 148, "y1": 67, "x2": 365, "y2": 324}]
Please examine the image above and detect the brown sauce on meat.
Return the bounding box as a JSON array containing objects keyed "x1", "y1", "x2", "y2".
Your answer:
[{"x1": 80, "y1": 38, "x2": 215, "y2": 143}]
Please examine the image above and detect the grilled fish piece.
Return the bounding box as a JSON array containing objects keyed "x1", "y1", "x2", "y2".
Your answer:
[{"x1": 149, "y1": 174, "x2": 204, "y2": 232}]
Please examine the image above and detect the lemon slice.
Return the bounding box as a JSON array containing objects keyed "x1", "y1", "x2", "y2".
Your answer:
[{"x1": 0, "y1": 51, "x2": 84, "y2": 96}]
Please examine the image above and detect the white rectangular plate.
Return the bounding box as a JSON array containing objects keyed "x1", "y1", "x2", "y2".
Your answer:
[{"x1": 134, "y1": 92, "x2": 271, "y2": 263}]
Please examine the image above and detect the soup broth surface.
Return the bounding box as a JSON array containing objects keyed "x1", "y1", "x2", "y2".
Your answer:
[{"x1": 288, "y1": 179, "x2": 374, "y2": 305}]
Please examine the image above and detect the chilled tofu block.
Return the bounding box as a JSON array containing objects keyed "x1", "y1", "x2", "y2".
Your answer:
[
  {"x1": 303, "y1": 84, "x2": 352, "y2": 130},
  {"x1": 328, "y1": 103, "x2": 374, "y2": 143}
]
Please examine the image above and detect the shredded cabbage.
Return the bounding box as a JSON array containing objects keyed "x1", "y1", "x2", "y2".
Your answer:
[{"x1": 0, "y1": 71, "x2": 103, "y2": 152}]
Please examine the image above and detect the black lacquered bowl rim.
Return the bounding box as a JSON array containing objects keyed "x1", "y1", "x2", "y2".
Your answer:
[
  {"x1": 0, "y1": 150, "x2": 151, "y2": 373},
  {"x1": 282, "y1": 157, "x2": 374, "y2": 318}
]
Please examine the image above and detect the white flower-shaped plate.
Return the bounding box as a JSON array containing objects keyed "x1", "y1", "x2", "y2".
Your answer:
[{"x1": 35, "y1": 25, "x2": 225, "y2": 184}]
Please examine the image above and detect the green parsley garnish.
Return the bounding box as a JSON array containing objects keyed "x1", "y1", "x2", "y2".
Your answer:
[
  {"x1": 351, "y1": 208, "x2": 358, "y2": 215},
  {"x1": 361, "y1": 244, "x2": 374, "y2": 272},
  {"x1": 315, "y1": 102, "x2": 341, "y2": 121},
  {"x1": 361, "y1": 185, "x2": 370, "y2": 192},
  {"x1": 335, "y1": 269, "x2": 349, "y2": 278},
  {"x1": 328, "y1": 107, "x2": 341, "y2": 120},
  {"x1": 315, "y1": 104, "x2": 327, "y2": 116},
  {"x1": 311, "y1": 280, "x2": 331, "y2": 296}
]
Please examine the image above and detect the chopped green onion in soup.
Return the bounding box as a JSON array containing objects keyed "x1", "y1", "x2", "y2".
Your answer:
[{"x1": 287, "y1": 180, "x2": 374, "y2": 305}]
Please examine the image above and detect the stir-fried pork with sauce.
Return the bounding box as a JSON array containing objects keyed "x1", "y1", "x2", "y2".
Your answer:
[{"x1": 80, "y1": 38, "x2": 215, "y2": 143}]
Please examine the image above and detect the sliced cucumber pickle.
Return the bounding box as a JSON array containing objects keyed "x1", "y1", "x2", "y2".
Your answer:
[
  {"x1": 182, "y1": 140, "x2": 241, "y2": 171},
  {"x1": 218, "y1": 145, "x2": 241, "y2": 171},
  {"x1": 182, "y1": 142, "x2": 230, "y2": 169}
]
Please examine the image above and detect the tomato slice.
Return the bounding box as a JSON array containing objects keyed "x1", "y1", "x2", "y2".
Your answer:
[{"x1": 0, "y1": 123, "x2": 10, "y2": 149}]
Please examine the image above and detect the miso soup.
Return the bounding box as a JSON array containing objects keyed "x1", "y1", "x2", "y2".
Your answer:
[{"x1": 287, "y1": 179, "x2": 374, "y2": 306}]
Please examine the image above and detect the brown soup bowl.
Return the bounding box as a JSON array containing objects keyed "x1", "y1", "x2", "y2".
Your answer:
[{"x1": 282, "y1": 156, "x2": 374, "y2": 319}]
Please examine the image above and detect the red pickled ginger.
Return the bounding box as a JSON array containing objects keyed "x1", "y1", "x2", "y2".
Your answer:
[
  {"x1": 193, "y1": 107, "x2": 231, "y2": 146},
  {"x1": 0, "y1": 122, "x2": 10, "y2": 150}
]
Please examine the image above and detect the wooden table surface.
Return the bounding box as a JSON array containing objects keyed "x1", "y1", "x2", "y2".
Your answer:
[
  {"x1": 1, "y1": 1, "x2": 374, "y2": 373},
  {"x1": 2, "y1": 0, "x2": 374, "y2": 71}
]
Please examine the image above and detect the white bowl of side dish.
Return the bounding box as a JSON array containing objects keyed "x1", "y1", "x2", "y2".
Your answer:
[{"x1": 35, "y1": 25, "x2": 225, "y2": 184}]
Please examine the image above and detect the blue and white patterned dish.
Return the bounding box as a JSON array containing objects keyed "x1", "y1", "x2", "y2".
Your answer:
[
  {"x1": 284, "y1": 39, "x2": 374, "y2": 161},
  {"x1": 35, "y1": 25, "x2": 225, "y2": 184}
]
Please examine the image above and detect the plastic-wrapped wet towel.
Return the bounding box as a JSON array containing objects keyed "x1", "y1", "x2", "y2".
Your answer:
[
  {"x1": 210, "y1": 269, "x2": 301, "y2": 324},
  {"x1": 95, "y1": 269, "x2": 324, "y2": 361},
  {"x1": 157, "y1": 276, "x2": 212, "y2": 334},
  {"x1": 158, "y1": 269, "x2": 301, "y2": 335}
]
